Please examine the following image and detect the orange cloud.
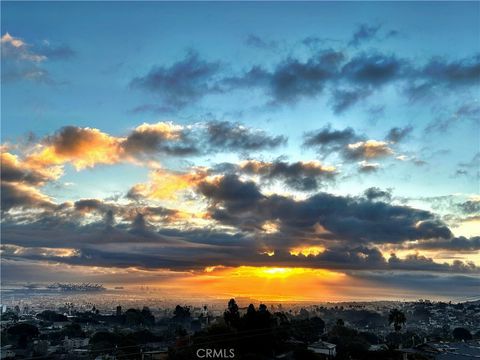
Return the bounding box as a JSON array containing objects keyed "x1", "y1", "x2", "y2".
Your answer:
[
  {"x1": 347, "y1": 140, "x2": 393, "y2": 158},
  {"x1": 128, "y1": 168, "x2": 208, "y2": 201},
  {"x1": 26, "y1": 126, "x2": 123, "y2": 170}
]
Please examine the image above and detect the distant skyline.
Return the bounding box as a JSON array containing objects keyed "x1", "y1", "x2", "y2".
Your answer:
[{"x1": 1, "y1": 1, "x2": 479, "y2": 301}]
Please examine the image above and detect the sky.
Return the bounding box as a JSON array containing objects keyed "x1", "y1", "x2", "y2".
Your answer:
[{"x1": 1, "y1": 2, "x2": 479, "y2": 302}]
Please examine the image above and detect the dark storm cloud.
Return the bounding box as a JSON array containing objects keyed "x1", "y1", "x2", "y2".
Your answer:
[
  {"x1": 348, "y1": 24, "x2": 381, "y2": 47},
  {"x1": 1, "y1": 183, "x2": 478, "y2": 274},
  {"x1": 205, "y1": 120, "x2": 287, "y2": 151},
  {"x1": 239, "y1": 159, "x2": 337, "y2": 191},
  {"x1": 198, "y1": 174, "x2": 455, "y2": 245},
  {"x1": 386, "y1": 125, "x2": 413, "y2": 143},
  {"x1": 130, "y1": 51, "x2": 222, "y2": 109},
  {"x1": 1, "y1": 233, "x2": 478, "y2": 274}
]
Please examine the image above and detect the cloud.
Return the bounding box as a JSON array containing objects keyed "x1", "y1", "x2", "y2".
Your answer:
[
  {"x1": 344, "y1": 140, "x2": 393, "y2": 160},
  {"x1": 341, "y1": 53, "x2": 407, "y2": 86},
  {"x1": 458, "y1": 200, "x2": 480, "y2": 214},
  {"x1": 223, "y1": 49, "x2": 344, "y2": 105},
  {"x1": 122, "y1": 122, "x2": 198, "y2": 157},
  {"x1": 1, "y1": 176, "x2": 477, "y2": 277},
  {"x1": 348, "y1": 24, "x2": 381, "y2": 47},
  {"x1": 0, "y1": 151, "x2": 61, "y2": 212},
  {"x1": 1, "y1": 181, "x2": 55, "y2": 212},
  {"x1": 1, "y1": 151, "x2": 60, "y2": 185},
  {"x1": 425, "y1": 102, "x2": 480, "y2": 133},
  {"x1": 205, "y1": 120, "x2": 287, "y2": 152},
  {"x1": 239, "y1": 159, "x2": 337, "y2": 191},
  {"x1": 330, "y1": 87, "x2": 372, "y2": 113},
  {"x1": 1, "y1": 33, "x2": 46, "y2": 62},
  {"x1": 27, "y1": 126, "x2": 122, "y2": 170},
  {"x1": 364, "y1": 187, "x2": 392, "y2": 201},
  {"x1": 245, "y1": 34, "x2": 278, "y2": 50},
  {"x1": 198, "y1": 174, "x2": 263, "y2": 213},
  {"x1": 411, "y1": 236, "x2": 480, "y2": 251},
  {"x1": 1, "y1": 33, "x2": 73, "y2": 83},
  {"x1": 303, "y1": 125, "x2": 395, "y2": 164},
  {"x1": 37, "y1": 42, "x2": 75, "y2": 60},
  {"x1": 421, "y1": 54, "x2": 480, "y2": 87},
  {"x1": 127, "y1": 168, "x2": 208, "y2": 201},
  {"x1": 358, "y1": 161, "x2": 380, "y2": 173},
  {"x1": 10, "y1": 121, "x2": 285, "y2": 181},
  {"x1": 303, "y1": 124, "x2": 359, "y2": 155},
  {"x1": 198, "y1": 174, "x2": 455, "y2": 246},
  {"x1": 386, "y1": 125, "x2": 413, "y2": 143},
  {"x1": 130, "y1": 51, "x2": 222, "y2": 109},
  {"x1": 128, "y1": 46, "x2": 479, "y2": 113}
]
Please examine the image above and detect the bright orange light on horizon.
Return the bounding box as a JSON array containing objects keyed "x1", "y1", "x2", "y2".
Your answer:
[{"x1": 175, "y1": 265, "x2": 348, "y2": 301}]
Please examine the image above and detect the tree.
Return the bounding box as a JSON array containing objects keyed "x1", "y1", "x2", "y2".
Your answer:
[
  {"x1": 224, "y1": 298, "x2": 240, "y2": 328},
  {"x1": 173, "y1": 305, "x2": 191, "y2": 322},
  {"x1": 6, "y1": 323, "x2": 39, "y2": 348},
  {"x1": 62, "y1": 322, "x2": 85, "y2": 338},
  {"x1": 453, "y1": 327, "x2": 472, "y2": 341},
  {"x1": 388, "y1": 309, "x2": 406, "y2": 332},
  {"x1": 141, "y1": 306, "x2": 155, "y2": 326}
]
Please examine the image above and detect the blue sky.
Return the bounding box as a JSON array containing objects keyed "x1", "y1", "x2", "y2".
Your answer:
[{"x1": 1, "y1": 2, "x2": 479, "y2": 299}]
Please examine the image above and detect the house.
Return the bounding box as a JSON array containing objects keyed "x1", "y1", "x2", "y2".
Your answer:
[{"x1": 308, "y1": 341, "x2": 336, "y2": 358}]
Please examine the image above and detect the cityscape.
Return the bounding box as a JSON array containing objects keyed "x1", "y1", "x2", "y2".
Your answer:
[{"x1": 1, "y1": 1, "x2": 479, "y2": 359}]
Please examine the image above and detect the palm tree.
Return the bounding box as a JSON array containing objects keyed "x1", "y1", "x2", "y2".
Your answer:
[{"x1": 388, "y1": 309, "x2": 406, "y2": 332}]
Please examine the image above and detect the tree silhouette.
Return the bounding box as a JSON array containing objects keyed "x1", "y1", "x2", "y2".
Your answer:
[
  {"x1": 223, "y1": 298, "x2": 240, "y2": 328},
  {"x1": 6, "y1": 323, "x2": 39, "y2": 348},
  {"x1": 173, "y1": 305, "x2": 191, "y2": 322},
  {"x1": 388, "y1": 309, "x2": 406, "y2": 332}
]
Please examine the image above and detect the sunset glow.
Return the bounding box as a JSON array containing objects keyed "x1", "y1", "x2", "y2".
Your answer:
[{"x1": 1, "y1": 1, "x2": 478, "y2": 302}]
